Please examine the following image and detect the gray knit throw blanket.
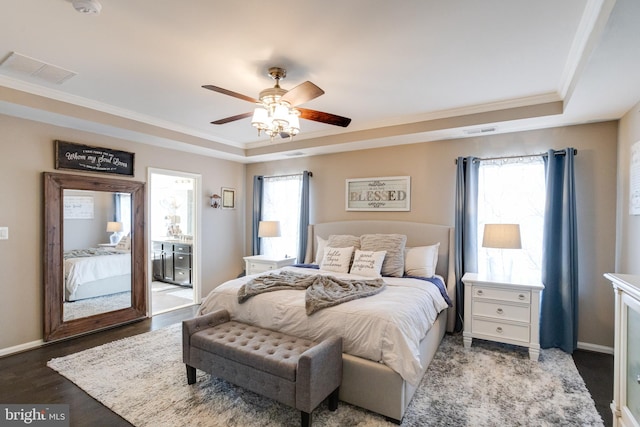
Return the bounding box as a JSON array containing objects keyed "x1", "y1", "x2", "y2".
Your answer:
[{"x1": 238, "y1": 271, "x2": 386, "y2": 315}]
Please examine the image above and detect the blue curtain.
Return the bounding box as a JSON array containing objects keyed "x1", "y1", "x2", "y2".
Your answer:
[
  {"x1": 540, "y1": 148, "x2": 578, "y2": 353},
  {"x1": 454, "y1": 157, "x2": 479, "y2": 332},
  {"x1": 297, "y1": 171, "x2": 311, "y2": 263},
  {"x1": 252, "y1": 175, "x2": 264, "y2": 255}
]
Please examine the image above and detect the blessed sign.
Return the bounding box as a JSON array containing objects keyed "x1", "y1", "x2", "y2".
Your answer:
[
  {"x1": 55, "y1": 140, "x2": 134, "y2": 176},
  {"x1": 346, "y1": 176, "x2": 411, "y2": 211}
]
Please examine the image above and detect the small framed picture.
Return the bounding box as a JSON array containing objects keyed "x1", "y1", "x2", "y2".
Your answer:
[{"x1": 221, "y1": 187, "x2": 235, "y2": 209}]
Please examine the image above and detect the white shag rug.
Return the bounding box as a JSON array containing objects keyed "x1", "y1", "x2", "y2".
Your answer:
[{"x1": 47, "y1": 324, "x2": 603, "y2": 427}]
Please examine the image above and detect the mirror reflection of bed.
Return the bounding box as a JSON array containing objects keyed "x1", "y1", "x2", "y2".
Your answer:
[{"x1": 62, "y1": 189, "x2": 132, "y2": 322}]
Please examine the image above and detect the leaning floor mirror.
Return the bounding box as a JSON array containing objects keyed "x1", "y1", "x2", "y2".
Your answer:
[{"x1": 44, "y1": 172, "x2": 147, "y2": 341}]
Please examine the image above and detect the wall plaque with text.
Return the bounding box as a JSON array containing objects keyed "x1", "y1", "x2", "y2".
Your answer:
[
  {"x1": 55, "y1": 140, "x2": 134, "y2": 176},
  {"x1": 346, "y1": 176, "x2": 411, "y2": 211}
]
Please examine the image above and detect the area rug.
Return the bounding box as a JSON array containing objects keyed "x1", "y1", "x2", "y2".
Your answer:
[
  {"x1": 47, "y1": 324, "x2": 603, "y2": 427},
  {"x1": 63, "y1": 291, "x2": 131, "y2": 321}
]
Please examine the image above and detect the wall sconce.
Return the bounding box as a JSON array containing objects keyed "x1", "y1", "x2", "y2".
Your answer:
[{"x1": 210, "y1": 193, "x2": 221, "y2": 209}]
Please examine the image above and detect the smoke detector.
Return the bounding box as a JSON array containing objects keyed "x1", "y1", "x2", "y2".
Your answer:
[{"x1": 72, "y1": 0, "x2": 102, "y2": 14}]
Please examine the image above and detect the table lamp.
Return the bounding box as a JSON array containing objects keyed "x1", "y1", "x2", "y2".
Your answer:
[
  {"x1": 106, "y1": 221, "x2": 123, "y2": 244},
  {"x1": 482, "y1": 223, "x2": 521, "y2": 280}
]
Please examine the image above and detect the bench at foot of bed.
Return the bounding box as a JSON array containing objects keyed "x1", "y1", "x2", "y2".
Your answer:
[{"x1": 182, "y1": 309, "x2": 342, "y2": 427}]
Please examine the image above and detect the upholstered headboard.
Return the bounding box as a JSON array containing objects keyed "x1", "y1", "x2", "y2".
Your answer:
[{"x1": 304, "y1": 220, "x2": 456, "y2": 332}]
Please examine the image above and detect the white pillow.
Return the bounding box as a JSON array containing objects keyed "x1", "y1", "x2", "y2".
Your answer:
[
  {"x1": 349, "y1": 250, "x2": 387, "y2": 278},
  {"x1": 320, "y1": 246, "x2": 354, "y2": 273},
  {"x1": 315, "y1": 236, "x2": 327, "y2": 264},
  {"x1": 115, "y1": 234, "x2": 131, "y2": 251},
  {"x1": 404, "y1": 243, "x2": 440, "y2": 278}
]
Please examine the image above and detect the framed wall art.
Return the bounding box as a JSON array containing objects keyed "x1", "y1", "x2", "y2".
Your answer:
[
  {"x1": 221, "y1": 187, "x2": 236, "y2": 209},
  {"x1": 346, "y1": 176, "x2": 411, "y2": 211}
]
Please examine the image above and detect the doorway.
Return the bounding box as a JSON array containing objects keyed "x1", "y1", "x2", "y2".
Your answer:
[{"x1": 148, "y1": 168, "x2": 201, "y2": 315}]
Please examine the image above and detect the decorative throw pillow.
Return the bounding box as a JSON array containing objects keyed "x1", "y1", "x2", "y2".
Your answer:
[
  {"x1": 315, "y1": 236, "x2": 327, "y2": 264},
  {"x1": 360, "y1": 234, "x2": 407, "y2": 277},
  {"x1": 115, "y1": 234, "x2": 131, "y2": 251},
  {"x1": 327, "y1": 234, "x2": 361, "y2": 250},
  {"x1": 349, "y1": 250, "x2": 387, "y2": 278},
  {"x1": 320, "y1": 246, "x2": 354, "y2": 273},
  {"x1": 404, "y1": 243, "x2": 440, "y2": 278}
]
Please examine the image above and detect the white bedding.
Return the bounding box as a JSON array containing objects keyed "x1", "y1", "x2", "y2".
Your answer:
[
  {"x1": 198, "y1": 266, "x2": 449, "y2": 386},
  {"x1": 64, "y1": 251, "x2": 131, "y2": 296}
]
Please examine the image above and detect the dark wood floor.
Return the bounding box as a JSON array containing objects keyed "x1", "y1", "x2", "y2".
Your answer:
[{"x1": 0, "y1": 306, "x2": 613, "y2": 427}]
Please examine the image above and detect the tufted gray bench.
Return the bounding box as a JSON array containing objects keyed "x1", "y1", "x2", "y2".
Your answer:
[{"x1": 182, "y1": 309, "x2": 342, "y2": 427}]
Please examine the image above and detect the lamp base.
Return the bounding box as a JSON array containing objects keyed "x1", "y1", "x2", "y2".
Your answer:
[{"x1": 110, "y1": 233, "x2": 120, "y2": 245}]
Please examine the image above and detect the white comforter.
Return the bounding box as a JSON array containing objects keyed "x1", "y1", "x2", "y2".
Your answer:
[
  {"x1": 198, "y1": 266, "x2": 449, "y2": 386},
  {"x1": 64, "y1": 252, "x2": 131, "y2": 295}
]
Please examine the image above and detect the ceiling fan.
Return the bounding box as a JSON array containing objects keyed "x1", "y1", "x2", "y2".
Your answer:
[{"x1": 203, "y1": 67, "x2": 351, "y2": 140}]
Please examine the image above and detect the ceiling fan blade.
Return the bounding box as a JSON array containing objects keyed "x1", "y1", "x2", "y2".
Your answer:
[
  {"x1": 281, "y1": 81, "x2": 324, "y2": 106},
  {"x1": 297, "y1": 108, "x2": 351, "y2": 127},
  {"x1": 202, "y1": 85, "x2": 257, "y2": 103},
  {"x1": 211, "y1": 111, "x2": 253, "y2": 125}
]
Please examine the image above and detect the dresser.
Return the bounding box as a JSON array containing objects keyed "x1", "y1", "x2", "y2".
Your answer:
[
  {"x1": 462, "y1": 272, "x2": 544, "y2": 361},
  {"x1": 243, "y1": 255, "x2": 297, "y2": 276},
  {"x1": 604, "y1": 273, "x2": 640, "y2": 427},
  {"x1": 152, "y1": 241, "x2": 192, "y2": 287}
]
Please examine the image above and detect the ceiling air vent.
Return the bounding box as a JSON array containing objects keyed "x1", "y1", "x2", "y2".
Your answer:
[
  {"x1": 0, "y1": 52, "x2": 77, "y2": 84},
  {"x1": 463, "y1": 126, "x2": 497, "y2": 135}
]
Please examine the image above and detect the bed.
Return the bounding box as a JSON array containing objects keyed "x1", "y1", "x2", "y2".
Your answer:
[
  {"x1": 198, "y1": 220, "x2": 456, "y2": 422},
  {"x1": 63, "y1": 247, "x2": 131, "y2": 302}
]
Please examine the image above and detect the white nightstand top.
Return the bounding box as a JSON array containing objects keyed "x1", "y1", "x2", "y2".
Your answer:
[
  {"x1": 243, "y1": 255, "x2": 297, "y2": 262},
  {"x1": 462, "y1": 272, "x2": 544, "y2": 290}
]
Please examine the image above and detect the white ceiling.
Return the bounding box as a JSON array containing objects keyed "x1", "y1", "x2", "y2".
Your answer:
[{"x1": 1, "y1": 0, "x2": 639, "y2": 163}]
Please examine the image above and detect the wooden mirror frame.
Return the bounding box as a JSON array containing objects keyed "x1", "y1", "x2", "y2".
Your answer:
[{"x1": 43, "y1": 172, "x2": 147, "y2": 341}]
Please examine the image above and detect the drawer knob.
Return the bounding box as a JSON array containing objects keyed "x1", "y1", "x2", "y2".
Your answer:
[
  {"x1": 518, "y1": 294, "x2": 526, "y2": 300},
  {"x1": 496, "y1": 308, "x2": 504, "y2": 315},
  {"x1": 637, "y1": 374, "x2": 640, "y2": 385},
  {"x1": 496, "y1": 327, "x2": 503, "y2": 334},
  {"x1": 477, "y1": 289, "x2": 484, "y2": 296}
]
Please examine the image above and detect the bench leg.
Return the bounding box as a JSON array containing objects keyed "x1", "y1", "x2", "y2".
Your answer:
[
  {"x1": 186, "y1": 365, "x2": 196, "y2": 385},
  {"x1": 328, "y1": 387, "x2": 339, "y2": 411},
  {"x1": 301, "y1": 411, "x2": 311, "y2": 427}
]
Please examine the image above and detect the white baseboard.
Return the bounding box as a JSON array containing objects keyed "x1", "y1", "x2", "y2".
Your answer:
[
  {"x1": 577, "y1": 341, "x2": 614, "y2": 355},
  {"x1": 0, "y1": 339, "x2": 43, "y2": 357}
]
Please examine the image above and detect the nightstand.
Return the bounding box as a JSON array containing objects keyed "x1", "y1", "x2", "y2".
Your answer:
[
  {"x1": 462, "y1": 272, "x2": 544, "y2": 361},
  {"x1": 243, "y1": 255, "x2": 297, "y2": 276}
]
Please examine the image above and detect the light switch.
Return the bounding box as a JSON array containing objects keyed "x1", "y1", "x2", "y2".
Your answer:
[{"x1": 0, "y1": 227, "x2": 8, "y2": 240}]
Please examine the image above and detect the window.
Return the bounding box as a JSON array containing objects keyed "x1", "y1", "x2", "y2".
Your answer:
[
  {"x1": 477, "y1": 157, "x2": 545, "y2": 283},
  {"x1": 261, "y1": 174, "x2": 303, "y2": 258}
]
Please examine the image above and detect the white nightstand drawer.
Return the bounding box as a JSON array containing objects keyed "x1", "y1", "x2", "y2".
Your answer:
[
  {"x1": 248, "y1": 262, "x2": 274, "y2": 274},
  {"x1": 473, "y1": 318, "x2": 530, "y2": 343},
  {"x1": 474, "y1": 286, "x2": 531, "y2": 303},
  {"x1": 473, "y1": 300, "x2": 530, "y2": 322}
]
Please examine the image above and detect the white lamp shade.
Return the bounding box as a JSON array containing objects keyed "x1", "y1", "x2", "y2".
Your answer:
[
  {"x1": 482, "y1": 224, "x2": 522, "y2": 249},
  {"x1": 251, "y1": 106, "x2": 269, "y2": 128},
  {"x1": 258, "y1": 221, "x2": 281, "y2": 238},
  {"x1": 106, "y1": 221, "x2": 123, "y2": 233},
  {"x1": 272, "y1": 104, "x2": 290, "y2": 125}
]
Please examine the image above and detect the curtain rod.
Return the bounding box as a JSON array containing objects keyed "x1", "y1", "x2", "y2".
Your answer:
[
  {"x1": 260, "y1": 172, "x2": 313, "y2": 179},
  {"x1": 454, "y1": 148, "x2": 577, "y2": 164}
]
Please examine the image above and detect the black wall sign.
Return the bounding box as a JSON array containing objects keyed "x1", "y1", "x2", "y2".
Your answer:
[{"x1": 55, "y1": 140, "x2": 134, "y2": 176}]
